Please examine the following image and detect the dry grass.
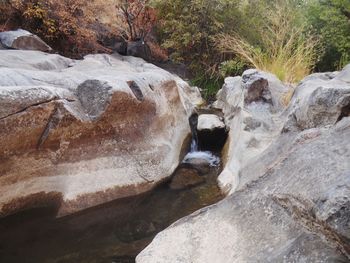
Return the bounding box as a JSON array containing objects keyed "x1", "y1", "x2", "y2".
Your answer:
[{"x1": 217, "y1": 2, "x2": 320, "y2": 84}]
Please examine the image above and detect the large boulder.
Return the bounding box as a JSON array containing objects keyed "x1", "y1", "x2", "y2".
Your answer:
[
  {"x1": 136, "y1": 66, "x2": 350, "y2": 263},
  {"x1": 213, "y1": 70, "x2": 292, "y2": 193},
  {"x1": 0, "y1": 29, "x2": 52, "y2": 52},
  {"x1": 284, "y1": 66, "x2": 350, "y2": 131},
  {"x1": 0, "y1": 50, "x2": 202, "y2": 217},
  {"x1": 137, "y1": 120, "x2": 350, "y2": 263}
]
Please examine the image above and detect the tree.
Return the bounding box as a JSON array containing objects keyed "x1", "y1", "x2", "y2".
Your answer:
[
  {"x1": 307, "y1": 0, "x2": 350, "y2": 70},
  {"x1": 152, "y1": 0, "x2": 241, "y2": 97},
  {"x1": 119, "y1": 0, "x2": 156, "y2": 41}
]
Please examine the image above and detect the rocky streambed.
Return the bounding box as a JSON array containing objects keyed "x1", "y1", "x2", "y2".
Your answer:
[
  {"x1": 1, "y1": 30, "x2": 350, "y2": 263},
  {"x1": 0, "y1": 35, "x2": 229, "y2": 261},
  {"x1": 0, "y1": 155, "x2": 224, "y2": 263}
]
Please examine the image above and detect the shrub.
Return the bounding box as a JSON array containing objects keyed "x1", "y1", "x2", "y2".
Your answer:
[
  {"x1": 118, "y1": 0, "x2": 157, "y2": 41},
  {"x1": 219, "y1": 59, "x2": 246, "y2": 78},
  {"x1": 307, "y1": 0, "x2": 350, "y2": 71},
  {"x1": 0, "y1": 0, "x2": 113, "y2": 57},
  {"x1": 217, "y1": 1, "x2": 320, "y2": 83}
]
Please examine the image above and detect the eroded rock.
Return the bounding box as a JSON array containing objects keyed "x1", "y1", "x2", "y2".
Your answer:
[
  {"x1": 137, "y1": 66, "x2": 350, "y2": 263},
  {"x1": 137, "y1": 114, "x2": 350, "y2": 263},
  {"x1": 0, "y1": 50, "x2": 202, "y2": 217}
]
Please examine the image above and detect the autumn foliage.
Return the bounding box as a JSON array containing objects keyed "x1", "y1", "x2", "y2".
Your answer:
[{"x1": 119, "y1": 0, "x2": 157, "y2": 41}]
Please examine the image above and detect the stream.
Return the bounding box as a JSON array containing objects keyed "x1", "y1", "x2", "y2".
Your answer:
[{"x1": 0, "y1": 113, "x2": 227, "y2": 263}]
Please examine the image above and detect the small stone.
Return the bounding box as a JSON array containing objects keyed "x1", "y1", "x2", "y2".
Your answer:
[{"x1": 197, "y1": 114, "x2": 225, "y2": 131}]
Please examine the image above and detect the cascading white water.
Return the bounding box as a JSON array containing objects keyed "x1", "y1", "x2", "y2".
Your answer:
[{"x1": 183, "y1": 113, "x2": 220, "y2": 167}]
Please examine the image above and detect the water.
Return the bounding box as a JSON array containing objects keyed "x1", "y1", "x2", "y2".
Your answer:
[
  {"x1": 186, "y1": 112, "x2": 221, "y2": 167},
  {"x1": 189, "y1": 113, "x2": 199, "y2": 152},
  {"x1": 183, "y1": 151, "x2": 221, "y2": 167},
  {"x1": 0, "y1": 161, "x2": 224, "y2": 263},
  {"x1": 0, "y1": 112, "x2": 226, "y2": 263}
]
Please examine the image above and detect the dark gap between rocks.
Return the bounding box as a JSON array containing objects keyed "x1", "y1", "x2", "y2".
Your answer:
[{"x1": 337, "y1": 102, "x2": 350, "y2": 123}]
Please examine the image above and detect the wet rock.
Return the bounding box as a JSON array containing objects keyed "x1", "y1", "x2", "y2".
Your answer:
[
  {"x1": 0, "y1": 29, "x2": 52, "y2": 52},
  {"x1": 0, "y1": 50, "x2": 202, "y2": 217},
  {"x1": 169, "y1": 168, "x2": 204, "y2": 190}
]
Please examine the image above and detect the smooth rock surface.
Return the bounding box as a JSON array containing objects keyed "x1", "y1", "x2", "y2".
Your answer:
[
  {"x1": 0, "y1": 29, "x2": 52, "y2": 52},
  {"x1": 197, "y1": 114, "x2": 225, "y2": 131},
  {"x1": 0, "y1": 50, "x2": 202, "y2": 217},
  {"x1": 137, "y1": 66, "x2": 350, "y2": 263}
]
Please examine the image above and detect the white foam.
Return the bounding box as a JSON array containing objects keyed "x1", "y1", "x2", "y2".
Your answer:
[{"x1": 182, "y1": 151, "x2": 220, "y2": 167}]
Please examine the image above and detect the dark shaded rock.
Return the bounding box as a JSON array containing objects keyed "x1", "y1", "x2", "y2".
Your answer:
[
  {"x1": 243, "y1": 77, "x2": 272, "y2": 104},
  {"x1": 127, "y1": 41, "x2": 151, "y2": 61},
  {"x1": 76, "y1": 80, "x2": 113, "y2": 120},
  {"x1": 127, "y1": 80, "x2": 144, "y2": 101}
]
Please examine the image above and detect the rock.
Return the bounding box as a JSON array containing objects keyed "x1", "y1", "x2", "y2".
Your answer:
[
  {"x1": 127, "y1": 41, "x2": 152, "y2": 61},
  {"x1": 213, "y1": 73, "x2": 291, "y2": 193},
  {"x1": 0, "y1": 29, "x2": 52, "y2": 52},
  {"x1": 0, "y1": 50, "x2": 202, "y2": 217},
  {"x1": 137, "y1": 66, "x2": 350, "y2": 263},
  {"x1": 197, "y1": 114, "x2": 225, "y2": 131},
  {"x1": 284, "y1": 66, "x2": 350, "y2": 131},
  {"x1": 242, "y1": 69, "x2": 291, "y2": 110},
  {"x1": 169, "y1": 168, "x2": 204, "y2": 190},
  {"x1": 334, "y1": 64, "x2": 350, "y2": 83}
]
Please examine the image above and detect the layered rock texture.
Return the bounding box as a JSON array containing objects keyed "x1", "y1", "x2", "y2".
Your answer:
[
  {"x1": 0, "y1": 50, "x2": 202, "y2": 217},
  {"x1": 0, "y1": 29, "x2": 52, "y2": 52},
  {"x1": 137, "y1": 67, "x2": 350, "y2": 262}
]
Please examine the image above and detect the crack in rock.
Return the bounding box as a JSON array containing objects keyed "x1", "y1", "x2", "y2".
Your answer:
[
  {"x1": 37, "y1": 107, "x2": 62, "y2": 149},
  {"x1": 273, "y1": 194, "x2": 350, "y2": 260}
]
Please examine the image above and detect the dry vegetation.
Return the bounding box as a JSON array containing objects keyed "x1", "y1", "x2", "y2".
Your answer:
[{"x1": 216, "y1": 2, "x2": 320, "y2": 83}]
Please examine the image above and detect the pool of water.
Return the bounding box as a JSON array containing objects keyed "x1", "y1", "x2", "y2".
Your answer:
[{"x1": 0, "y1": 162, "x2": 224, "y2": 263}]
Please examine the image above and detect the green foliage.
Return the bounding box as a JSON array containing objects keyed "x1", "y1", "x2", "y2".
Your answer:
[
  {"x1": 307, "y1": 0, "x2": 350, "y2": 70},
  {"x1": 190, "y1": 74, "x2": 223, "y2": 101},
  {"x1": 219, "y1": 59, "x2": 246, "y2": 78},
  {"x1": 151, "y1": 0, "x2": 241, "y2": 95}
]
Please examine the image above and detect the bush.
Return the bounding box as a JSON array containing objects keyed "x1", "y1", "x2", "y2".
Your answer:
[
  {"x1": 307, "y1": 0, "x2": 350, "y2": 71},
  {"x1": 0, "y1": 0, "x2": 114, "y2": 57},
  {"x1": 118, "y1": 0, "x2": 157, "y2": 41},
  {"x1": 219, "y1": 59, "x2": 246, "y2": 78},
  {"x1": 216, "y1": 1, "x2": 320, "y2": 83}
]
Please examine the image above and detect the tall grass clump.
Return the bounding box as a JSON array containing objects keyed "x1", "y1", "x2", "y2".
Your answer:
[{"x1": 217, "y1": 1, "x2": 320, "y2": 83}]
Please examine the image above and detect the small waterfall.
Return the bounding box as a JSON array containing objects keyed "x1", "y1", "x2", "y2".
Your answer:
[
  {"x1": 189, "y1": 113, "x2": 199, "y2": 152},
  {"x1": 184, "y1": 112, "x2": 221, "y2": 167}
]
